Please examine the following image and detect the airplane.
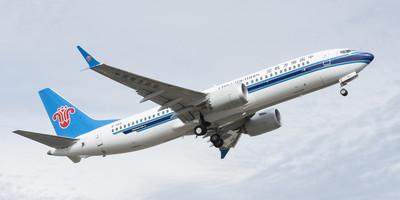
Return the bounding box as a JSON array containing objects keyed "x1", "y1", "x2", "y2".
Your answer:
[{"x1": 14, "y1": 47, "x2": 374, "y2": 163}]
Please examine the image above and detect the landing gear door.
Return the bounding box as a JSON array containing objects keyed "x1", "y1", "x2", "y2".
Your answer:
[{"x1": 322, "y1": 52, "x2": 331, "y2": 66}]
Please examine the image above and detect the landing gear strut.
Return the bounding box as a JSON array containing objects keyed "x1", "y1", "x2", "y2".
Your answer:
[
  {"x1": 340, "y1": 88, "x2": 348, "y2": 96},
  {"x1": 339, "y1": 72, "x2": 358, "y2": 97},
  {"x1": 194, "y1": 113, "x2": 211, "y2": 136}
]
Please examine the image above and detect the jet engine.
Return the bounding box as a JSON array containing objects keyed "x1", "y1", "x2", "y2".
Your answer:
[
  {"x1": 244, "y1": 108, "x2": 282, "y2": 136},
  {"x1": 207, "y1": 83, "x2": 248, "y2": 111}
]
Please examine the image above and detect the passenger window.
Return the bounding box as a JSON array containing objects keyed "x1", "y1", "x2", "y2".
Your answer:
[
  {"x1": 265, "y1": 75, "x2": 268, "y2": 78},
  {"x1": 280, "y1": 70, "x2": 282, "y2": 73},
  {"x1": 153, "y1": 114, "x2": 155, "y2": 118},
  {"x1": 128, "y1": 123, "x2": 130, "y2": 126},
  {"x1": 270, "y1": 73, "x2": 273, "y2": 77},
  {"x1": 112, "y1": 129, "x2": 114, "y2": 132},
  {"x1": 140, "y1": 119, "x2": 142, "y2": 122},
  {"x1": 284, "y1": 69, "x2": 287, "y2": 72},
  {"x1": 289, "y1": 67, "x2": 291, "y2": 70},
  {"x1": 136, "y1": 120, "x2": 138, "y2": 124},
  {"x1": 162, "y1": 111, "x2": 165, "y2": 115},
  {"x1": 297, "y1": 64, "x2": 300, "y2": 67},
  {"x1": 293, "y1": 66, "x2": 296, "y2": 69},
  {"x1": 116, "y1": 128, "x2": 118, "y2": 131},
  {"x1": 256, "y1": 78, "x2": 258, "y2": 82},
  {"x1": 307, "y1": 61, "x2": 309, "y2": 64},
  {"x1": 251, "y1": 80, "x2": 253, "y2": 84},
  {"x1": 120, "y1": 126, "x2": 122, "y2": 129},
  {"x1": 246, "y1": 82, "x2": 248, "y2": 85},
  {"x1": 260, "y1": 77, "x2": 263, "y2": 80},
  {"x1": 302, "y1": 62, "x2": 305, "y2": 66},
  {"x1": 124, "y1": 125, "x2": 126, "y2": 128},
  {"x1": 275, "y1": 72, "x2": 277, "y2": 75},
  {"x1": 157, "y1": 113, "x2": 160, "y2": 116},
  {"x1": 144, "y1": 117, "x2": 147, "y2": 121}
]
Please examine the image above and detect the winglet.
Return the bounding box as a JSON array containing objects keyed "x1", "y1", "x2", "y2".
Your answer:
[
  {"x1": 77, "y1": 46, "x2": 101, "y2": 68},
  {"x1": 220, "y1": 148, "x2": 230, "y2": 159}
]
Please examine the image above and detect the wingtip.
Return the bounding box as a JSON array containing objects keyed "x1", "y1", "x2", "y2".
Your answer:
[
  {"x1": 77, "y1": 45, "x2": 101, "y2": 68},
  {"x1": 220, "y1": 148, "x2": 230, "y2": 159}
]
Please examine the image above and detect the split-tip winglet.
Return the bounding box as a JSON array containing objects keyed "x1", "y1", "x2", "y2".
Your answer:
[
  {"x1": 77, "y1": 45, "x2": 101, "y2": 69},
  {"x1": 220, "y1": 148, "x2": 230, "y2": 159}
]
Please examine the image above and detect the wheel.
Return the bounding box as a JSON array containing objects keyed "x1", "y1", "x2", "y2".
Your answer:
[
  {"x1": 210, "y1": 134, "x2": 220, "y2": 143},
  {"x1": 194, "y1": 125, "x2": 207, "y2": 136},
  {"x1": 340, "y1": 88, "x2": 348, "y2": 96},
  {"x1": 213, "y1": 139, "x2": 224, "y2": 148}
]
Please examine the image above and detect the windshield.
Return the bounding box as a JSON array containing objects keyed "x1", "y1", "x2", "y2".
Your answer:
[{"x1": 340, "y1": 49, "x2": 355, "y2": 54}]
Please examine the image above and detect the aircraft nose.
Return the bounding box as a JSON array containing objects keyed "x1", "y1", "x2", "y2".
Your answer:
[{"x1": 360, "y1": 52, "x2": 374, "y2": 62}]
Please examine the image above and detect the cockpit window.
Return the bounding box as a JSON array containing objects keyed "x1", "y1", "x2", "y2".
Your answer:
[{"x1": 340, "y1": 49, "x2": 355, "y2": 54}]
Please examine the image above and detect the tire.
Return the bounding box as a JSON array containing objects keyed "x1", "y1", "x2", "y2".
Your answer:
[
  {"x1": 340, "y1": 88, "x2": 348, "y2": 96},
  {"x1": 214, "y1": 139, "x2": 224, "y2": 148},
  {"x1": 194, "y1": 125, "x2": 207, "y2": 136},
  {"x1": 210, "y1": 134, "x2": 220, "y2": 143}
]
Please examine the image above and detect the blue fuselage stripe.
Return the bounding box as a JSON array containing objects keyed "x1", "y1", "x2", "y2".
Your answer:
[{"x1": 113, "y1": 113, "x2": 177, "y2": 135}]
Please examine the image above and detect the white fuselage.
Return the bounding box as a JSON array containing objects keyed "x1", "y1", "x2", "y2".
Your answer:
[{"x1": 50, "y1": 49, "x2": 372, "y2": 158}]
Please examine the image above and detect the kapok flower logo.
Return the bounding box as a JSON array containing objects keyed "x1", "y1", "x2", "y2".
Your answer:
[
  {"x1": 86, "y1": 56, "x2": 92, "y2": 62},
  {"x1": 52, "y1": 105, "x2": 75, "y2": 129}
]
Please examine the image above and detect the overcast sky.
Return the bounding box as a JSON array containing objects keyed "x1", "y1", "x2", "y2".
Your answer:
[{"x1": 1, "y1": 0, "x2": 399, "y2": 199}]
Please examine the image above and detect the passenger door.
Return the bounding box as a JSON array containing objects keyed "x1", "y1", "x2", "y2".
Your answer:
[
  {"x1": 322, "y1": 52, "x2": 331, "y2": 66},
  {"x1": 95, "y1": 132, "x2": 103, "y2": 147}
]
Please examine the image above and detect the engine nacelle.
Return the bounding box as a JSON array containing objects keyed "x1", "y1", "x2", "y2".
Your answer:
[
  {"x1": 244, "y1": 108, "x2": 282, "y2": 136},
  {"x1": 207, "y1": 83, "x2": 248, "y2": 111}
]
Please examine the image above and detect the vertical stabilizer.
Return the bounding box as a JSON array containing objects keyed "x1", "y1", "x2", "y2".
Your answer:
[{"x1": 39, "y1": 88, "x2": 117, "y2": 138}]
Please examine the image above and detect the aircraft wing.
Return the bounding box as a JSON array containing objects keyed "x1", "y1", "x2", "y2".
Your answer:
[{"x1": 77, "y1": 46, "x2": 207, "y2": 122}]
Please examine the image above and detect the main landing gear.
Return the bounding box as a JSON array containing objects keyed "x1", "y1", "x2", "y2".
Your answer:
[
  {"x1": 193, "y1": 113, "x2": 224, "y2": 148},
  {"x1": 194, "y1": 113, "x2": 211, "y2": 137}
]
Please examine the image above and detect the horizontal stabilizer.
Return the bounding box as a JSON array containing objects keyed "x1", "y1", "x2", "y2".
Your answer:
[{"x1": 13, "y1": 130, "x2": 79, "y2": 148}]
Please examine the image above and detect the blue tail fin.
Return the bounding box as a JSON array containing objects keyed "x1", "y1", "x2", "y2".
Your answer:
[{"x1": 39, "y1": 88, "x2": 117, "y2": 138}]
